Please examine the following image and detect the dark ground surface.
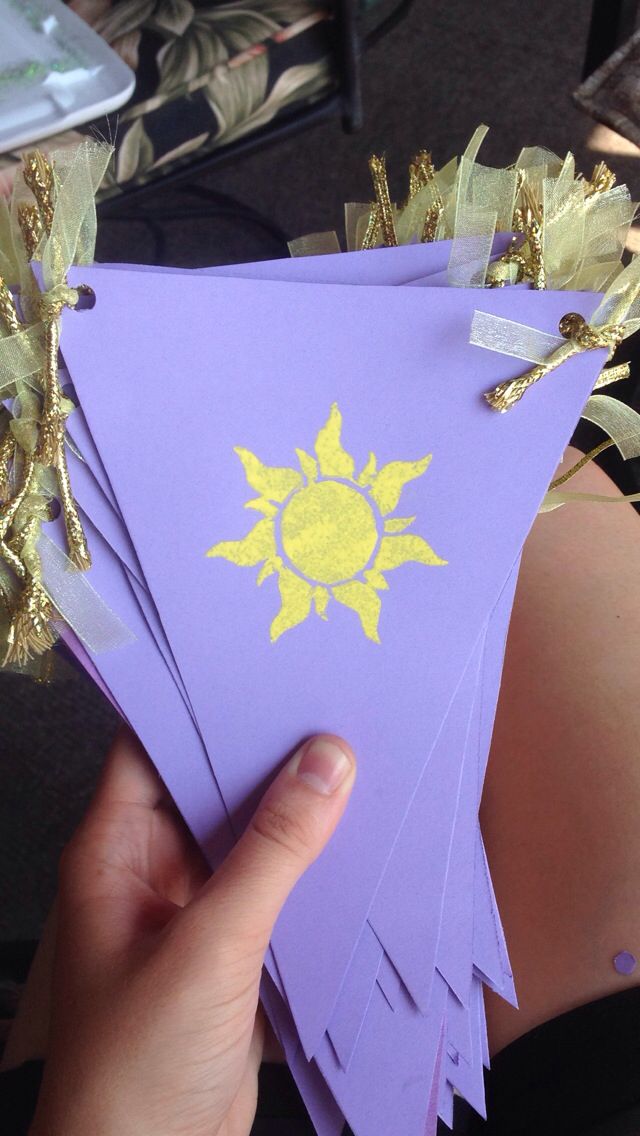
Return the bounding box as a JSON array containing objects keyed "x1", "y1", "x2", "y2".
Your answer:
[{"x1": 2, "y1": 0, "x2": 639, "y2": 939}]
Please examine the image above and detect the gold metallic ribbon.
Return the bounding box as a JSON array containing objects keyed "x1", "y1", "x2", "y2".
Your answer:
[
  {"x1": 0, "y1": 142, "x2": 115, "y2": 665},
  {"x1": 484, "y1": 312, "x2": 624, "y2": 412},
  {"x1": 475, "y1": 254, "x2": 640, "y2": 411},
  {"x1": 362, "y1": 155, "x2": 398, "y2": 250}
]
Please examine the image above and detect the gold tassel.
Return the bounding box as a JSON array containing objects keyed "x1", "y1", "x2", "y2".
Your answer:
[
  {"x1": 362, "y1": 151, "x2": 439, "y2": 249},
  {"x1": 362, "y1": 155, "x2": 398, "y2": 250},
  {"x1": 360, "y1": 207, "x2": 381, "y2": 251},
  {"x1": 406, "y1": 150, "x2": 435, "y2": 202},
  {"x1": 586, "y1": 161, "x2": 616, "y2": 197},
  {"x1": 0, "y1": 143, "x2": 109, "y2": 668},
  {"x1": 0, "y1": 422, "x2": 14, "y2": 501},
  {"x1": 0, "y1": 276, "x2": 21, "y2": 335},
  {"x1": 485, "y1": 312, "x2": 625, "y2": 412},
  {"x1": 55, "y1": 444, "x2": 91, "y2": 571},
  {"x1": 3, "y1": 577, "x2": 56, "y2": 667},
  {"x1": 513, "y1": 182, "x2": 545, "y2": 290},
  {"x1": 422, "y1": 203, "x2": 443, "y2": 243},
  {"x1": 2, "y1": 508, "x2": 57, "y2": 665},
  {"x1": 36, "y1": 312, "x2": 64, "y2": 467},
  {"x1": 406, "y1": 150, "x2": 444, "y2": 243},
  {"x1": 0, "y1": 455, "x2": 37, "y2": 582},
  {"x1": 0, "y1": 537, "x2": 27, "y2": 584},
  {"x1": 17, "y1": 204, "x2": 43, "y2": 261},
  {"x1": 0, "y1": 282, "x2": 22, "y2": 499},
  {"x1": 593, "y1": 361, "x2": 631, "y2": 388},
  {"x1": 22, "y1": 151, "x2": 55, "y2": 236},
  {"x1": 34, "y1": 305, "x2": 91, "y2": 570},
  {"x1": 0, "y1": 453, "x2": 35, "y2": 537},
  {"x1": 489, "y1": 173, "x2": 546, "y2": 288},
  {"x1": 16, "y1": 153, "x2": 91, "y2": 573}
]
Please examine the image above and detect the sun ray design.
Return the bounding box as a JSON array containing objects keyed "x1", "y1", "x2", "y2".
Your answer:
[{"x1": 206, "y1": 404, "x2": 447, "y2": 643}]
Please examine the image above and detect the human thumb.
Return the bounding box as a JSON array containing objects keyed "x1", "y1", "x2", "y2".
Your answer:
[{"x1": 176, "y1": 735, "x2": 356, "y2": 959}]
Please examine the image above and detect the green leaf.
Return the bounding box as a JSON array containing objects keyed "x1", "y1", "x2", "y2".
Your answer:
[
  {"x1": 148, "y1": 0, "x2": 194, "y2": 37},
  {"x1": 116, "y1": 119, "x2": 155, "y2": 184},
  {"x1": 94, "y1": 0, "x2": 157, "y2": 42},
  {"x1": 205, "y1": 54, "x2": 269, "y2": 136},
  {"x1": 150, "y1": 132, "x2": 210, "y2": 171}
]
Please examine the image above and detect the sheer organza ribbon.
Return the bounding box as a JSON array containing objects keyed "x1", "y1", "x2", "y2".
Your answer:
[
  {"x1": 38, "y1": 533, "x2": 135, "y2": 653},
  {"x1": 291, "y1": 126, "x2": 636, "y2": 300}
]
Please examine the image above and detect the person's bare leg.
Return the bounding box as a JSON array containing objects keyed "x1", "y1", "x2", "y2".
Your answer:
[{"x1": 482, "y1": 447, "x2": 640, "y2": 1055}]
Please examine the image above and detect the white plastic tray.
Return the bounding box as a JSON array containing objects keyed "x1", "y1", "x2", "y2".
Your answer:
[{"x1": 0, "y1": 0, "x2": 135, "y2": 151}]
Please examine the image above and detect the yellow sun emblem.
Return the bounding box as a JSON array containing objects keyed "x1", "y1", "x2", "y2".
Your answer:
[{"x1": 206, "y1": 404, "x2": 447, "y2": 643}]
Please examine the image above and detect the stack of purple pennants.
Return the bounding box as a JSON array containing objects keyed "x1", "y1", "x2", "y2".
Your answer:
[{"x1": 44, "y1": 239, "x2": 607, "y2": 1136}]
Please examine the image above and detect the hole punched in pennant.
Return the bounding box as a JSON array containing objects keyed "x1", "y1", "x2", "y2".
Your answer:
[
  {"x1": 73, "y1": 285, "x2": 96, "y2": 312},
  {"x1": 61, "y1": 383, "x2": 78, "y2": 406},
  {"x1": 46, "y1": 498, "x2": 61, "y2": 523}
]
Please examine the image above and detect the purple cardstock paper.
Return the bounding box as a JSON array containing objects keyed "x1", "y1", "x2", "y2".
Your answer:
[
  {"x1": 56, "y1": 260, "x2": 604, "y2": 1133},
  {"x1": 60, "y1": 269, "x2": 603, "y2": 997}
]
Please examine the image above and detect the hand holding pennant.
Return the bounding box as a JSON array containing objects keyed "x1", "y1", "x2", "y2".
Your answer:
[{"x1": 4, "y1": 136, "x2": 638, "y2": 1136}]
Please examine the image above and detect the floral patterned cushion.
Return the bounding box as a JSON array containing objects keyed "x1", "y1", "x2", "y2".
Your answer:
[{"x1": 0, "y1": 0, "x2": 339, "y2": 199}]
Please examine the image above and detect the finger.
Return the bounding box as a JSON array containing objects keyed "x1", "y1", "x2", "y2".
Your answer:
[
  {"x1": 81, "y1": 727, "x2": 203, "y2": 896},
  {"x1": 176, "y1": 735, "x2": 356, "y2": 957},
  {"x1": 58, "y1": 727, "x2": 173, "y2": 912},
  {"x1": 92, "y1": 725, "x2": 168, "y2": 814}
]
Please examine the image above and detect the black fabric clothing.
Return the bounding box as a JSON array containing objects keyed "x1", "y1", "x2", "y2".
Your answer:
[
  {"x1": 0, "y1": 1060, "x2": 44, "y2": 1136},
  {"x1": 3, "y1": 989, "x2": 640, "y2": 1136},
  {"x1": 459, "y1": 986, "x2": 640, "y2": 1136}
]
